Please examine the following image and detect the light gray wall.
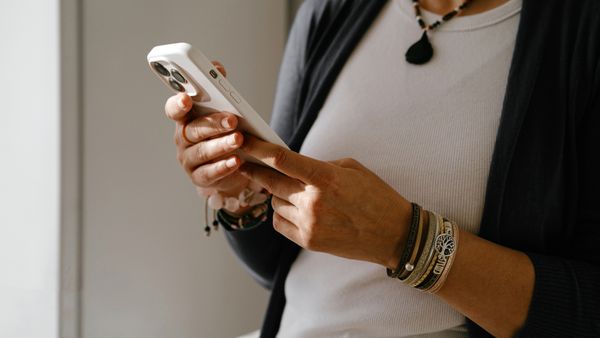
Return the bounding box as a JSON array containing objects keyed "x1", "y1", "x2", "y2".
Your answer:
[{"x1": 81, "y1": 1, "x2": 286, "y2": 337}]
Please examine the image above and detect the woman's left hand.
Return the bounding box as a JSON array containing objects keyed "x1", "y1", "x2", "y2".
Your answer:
[{"x1": 239, "y1": 135, "x2": 413, "y2": 268}]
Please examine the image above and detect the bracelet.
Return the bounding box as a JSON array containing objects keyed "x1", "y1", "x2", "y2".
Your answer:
[
  {"x1": 387, "y1": 203, "x2": 421, "y2": 278},
  {"x1": 385, "y1": 206, "x2": 460, "y2": 294},
  {"x1": 402, "y1": 210, "x2": 440, "y2": 285},
  {"x1": 408, "y1": 213, "x2": 442, "y2": 287},
  {"x1": 427, "y1": 221, "x2": 459, "y2": 293},
  {"x1": 216, "y1": 197, "x2": 271, "y2": 232},
  {"x1": 399, "y1": 209, "x2": 428, "y2": 280},
  {"x1": 203, "y1": 183, "x2": 268, "y2": 236},
  {"x1": 415, "y1": 218, "x2": 456, "y2": 291}
]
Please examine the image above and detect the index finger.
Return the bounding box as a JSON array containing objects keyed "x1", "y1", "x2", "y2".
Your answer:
[{"x1": 240, "y1": 134, "x2": 331, "y2": 184}]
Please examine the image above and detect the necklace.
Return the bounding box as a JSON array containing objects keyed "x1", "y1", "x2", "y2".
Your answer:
[{"x1": 405, "y1": 0, "x2": 473, "y2": 64}]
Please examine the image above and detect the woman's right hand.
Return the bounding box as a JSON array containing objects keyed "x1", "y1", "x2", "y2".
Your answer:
[{"x1": 164, "y1": 90, "x2": 250, "y2": 198}]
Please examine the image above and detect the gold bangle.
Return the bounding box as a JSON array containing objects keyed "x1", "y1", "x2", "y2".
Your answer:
[{"x1": 410, "y1": 219, "x2": 444, "y2": 287}]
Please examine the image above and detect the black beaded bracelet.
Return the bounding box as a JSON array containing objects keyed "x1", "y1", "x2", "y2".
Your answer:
[{"x1": 387, "y1": 203, "x2": 421, "y2": 278}]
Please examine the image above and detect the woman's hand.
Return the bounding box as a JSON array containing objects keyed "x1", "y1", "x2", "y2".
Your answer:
[
  {"x1": 164, "y1": 62, "x2": 249, "y2": 197},
  {"x1": 239, "y1": 135, "x2": 413, "y2": 268}
]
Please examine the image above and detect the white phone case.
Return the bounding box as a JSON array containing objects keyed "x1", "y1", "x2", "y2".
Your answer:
[{"x1": 147, "y1": 43, "x2": 288, "y2": 153}]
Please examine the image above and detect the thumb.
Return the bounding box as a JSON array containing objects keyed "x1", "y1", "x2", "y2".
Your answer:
[{"x1": 164, "y1": 92, "x2": 193, "y2": 121}]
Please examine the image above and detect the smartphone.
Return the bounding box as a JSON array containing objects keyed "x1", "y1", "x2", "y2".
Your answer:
[{"x1": 147, "y1": 42, "x2": 289, "y2": 157}]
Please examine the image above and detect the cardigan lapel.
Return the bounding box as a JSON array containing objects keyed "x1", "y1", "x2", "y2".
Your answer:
[{"x1": 478, "y1": 0, "x2": 549, "y2": 241}]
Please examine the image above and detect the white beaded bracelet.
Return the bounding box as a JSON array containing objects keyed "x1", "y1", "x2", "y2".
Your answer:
[{"x1": 201, "y1": 181, "x2": 269, "y2": 236}]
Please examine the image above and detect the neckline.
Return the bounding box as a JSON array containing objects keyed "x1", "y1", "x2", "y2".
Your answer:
[{"x1": 394, "y1": 0, "x2": 522, "y2": 32}]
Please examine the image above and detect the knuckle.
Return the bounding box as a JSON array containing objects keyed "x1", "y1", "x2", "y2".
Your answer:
[
  {"x1": 344, "y1": 157, "x2": 357, "y2": 164},
  {"x1": 265, "y1": 175, "x2": 278, "y2": 192},
  {"x1": 213, "y1": 114, "x2": 229, "y2": 132},
  {"x1": 191, "y1": 168, "x2": 211, "y2": 186},
  {"x1": 181, "y1": 156, "x2": 192, "y2": 172},
  {"x1": 194, "y1": 143, "x2": 208, "y2": 164},
  {"x1": 338, "y1": 157, "x2": 359, "y2": 168},
  {"x1": 187, "y1": 123, "x2": 201, "y2": 143},
  {"x1": 272, "y1": 148, "x2": 288, "y2": 168}
]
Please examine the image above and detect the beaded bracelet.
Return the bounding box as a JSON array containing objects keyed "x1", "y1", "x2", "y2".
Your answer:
[
  {"x1": 216, "y1": 197, "x2": 271, "y2": 232},
  {"x1": 202, "y1": 184, "x2": 269, "y2": 236}
]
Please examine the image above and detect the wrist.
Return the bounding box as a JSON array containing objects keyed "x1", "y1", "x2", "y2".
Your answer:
[
  {"x1": 216, "y1": 196, "x2": 271, "y2": 231},
  {"x1": 222, "y1": 204, "x2": 253, "y2": 218}
]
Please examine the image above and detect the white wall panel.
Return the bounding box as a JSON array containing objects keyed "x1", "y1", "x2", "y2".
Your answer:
[{"x1": 0, "y1": 1, "x2": 60, "y2": 338}]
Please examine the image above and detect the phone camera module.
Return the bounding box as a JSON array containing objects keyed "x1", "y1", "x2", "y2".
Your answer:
[
  {"x1": 152, "y1": 62, "x2": 170, "y2": 76},
  {"x1": 169, "y1": 78, "x2": 185, "y2": 92},
  {"x1": 209, "y1": 69, "x2": 218, "y2": 79},
  {"x1": 171, "y1": 69, "x2": 187, "y2": 84}
]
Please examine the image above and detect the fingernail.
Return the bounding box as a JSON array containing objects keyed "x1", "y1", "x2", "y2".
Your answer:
[
  {"x1": 227, "y1": 134, "x2": 238, "y2": 146},
  {"x1": 225, "y1": 158, "x2": 237, "y2": 168},
  {"x1": 177, "y1": 97, "x2": 186, "y2": 109},
  {"x1": 221, "y1": 117, "x2": 233, "y2": 129}
]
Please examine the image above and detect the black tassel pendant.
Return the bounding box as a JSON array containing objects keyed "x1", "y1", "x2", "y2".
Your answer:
[{"x1": 405, "y1": 32, "x2": 433, "y2": 65}]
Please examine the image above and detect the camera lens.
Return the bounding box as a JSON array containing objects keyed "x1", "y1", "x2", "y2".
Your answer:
[
  {"x1": 152, "y1": 62, "x2": 170, "y2": 76},
  {"x1": 171, "y1": 69, "x2": 187, "y2": 83},
  {"x1": 169, "y1": 78, "x2": 185, "y2": 92}
]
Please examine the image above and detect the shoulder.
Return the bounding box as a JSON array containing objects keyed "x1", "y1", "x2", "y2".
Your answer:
[
  {"x1": 294, "y1": 0, "x2": 346, "y2": 22},
  {"x1": 290, "y1": 0, "x2": 386, "y2": 65},
  {"x1": 290, "y1": 0, "x2": 348, "y2": 47}
]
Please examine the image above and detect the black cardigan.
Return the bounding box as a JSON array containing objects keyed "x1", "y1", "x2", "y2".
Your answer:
[{"x1": 223, "y1": 0, "x2": 600, "y2": 337}]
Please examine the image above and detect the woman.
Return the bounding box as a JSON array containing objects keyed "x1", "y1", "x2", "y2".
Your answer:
[{"x1": 164, "y1": 0, "x2": 600, "y2": 337}]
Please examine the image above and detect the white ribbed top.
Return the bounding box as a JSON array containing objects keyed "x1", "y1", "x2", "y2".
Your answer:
[{"x1": 278, "y1": 0, "x2": 522, "y2": 337}]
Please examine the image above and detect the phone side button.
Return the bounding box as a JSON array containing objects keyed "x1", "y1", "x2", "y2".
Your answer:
[
  {"x1": 218, "y1": 79, "x2": 230, "y2": 91},
  {"x1": 230, "y1": 92, "x2": 241, "y2": 103}
]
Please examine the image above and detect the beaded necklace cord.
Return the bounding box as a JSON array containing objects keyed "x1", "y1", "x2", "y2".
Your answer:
[{"x1": 405, "y1": 0, "x2": 473, "y2": 64}]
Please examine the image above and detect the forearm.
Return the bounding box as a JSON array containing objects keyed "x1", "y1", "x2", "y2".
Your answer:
[{"x1": 435, "y1": 229, "x2": 534, "y2": 338}]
